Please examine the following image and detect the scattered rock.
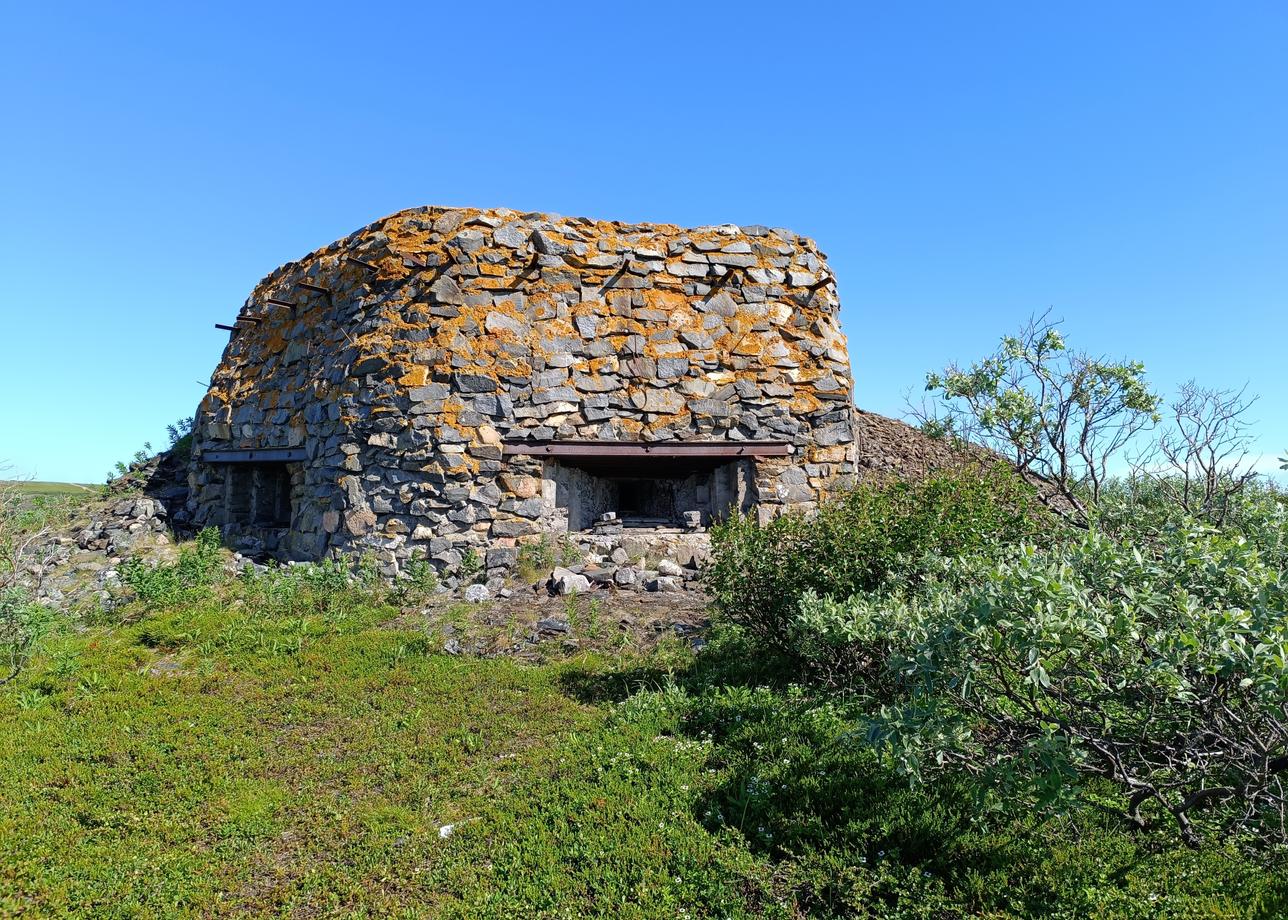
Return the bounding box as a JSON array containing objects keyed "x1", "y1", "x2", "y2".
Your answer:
[{"x1": 549, "y1": 567, "x2": 591, "y2": 595}]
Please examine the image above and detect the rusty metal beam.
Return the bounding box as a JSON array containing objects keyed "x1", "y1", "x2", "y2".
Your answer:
[
  {"x1": 298, "y1": 281, "x2": 330, "y2": 295},
  {"x1": 214, "y1": 323, "x2": 237, "y2": 333},
  {"x1": 502, "y1": 440, "x2": 790, "y2": 458},
  {"x1": 264, "y1": 298, "x2": 295, "y2": 309},
  {"x1": 203, "y1": 448, "x2": 307, "y2": 463}
]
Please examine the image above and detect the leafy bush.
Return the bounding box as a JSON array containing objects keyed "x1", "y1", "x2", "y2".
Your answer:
[
  {"x1": 232, "y1": 557, "x2": 373, "y2": 622},
  {"x1": 597, "y1": 655, "x2": 1288, "y2": 917},
  {"x1": 516, "y1": 535, "x2": 582, "y2": 582},
  {"x1": 457, "y1": 547, "x2": 482, "y2": 584},
  {"x1": 706, "y1": 463, "x2": 1057, "y2": 651},
  {"x1": 865, "y1": 524, "x2": 1288, "y2": 846},
  {"x1": 709, "y1": 452, "x2": 1288, "y2": 846},
  {"x1": 0, "y1": 587, "x2": 58, "y2": 683},
  {"x1": 120, "y1": 527, "x2": 224, "y2": 605},
  {"x1": 388, "y1": 553, "x2": 440, "y2": 605},
  {"x1": 1095, "y1": 475, "x2": 1288, "y2": 564}
]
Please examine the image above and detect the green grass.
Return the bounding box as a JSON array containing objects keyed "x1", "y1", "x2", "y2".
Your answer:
[
  {"x1": 0, "y1": 588, "x2": 605, "y2": 917},
  {"x1": 1, "y1": 480, "x2": 96, "y2": 498},
  {"x1": 2, "y1": 573, "x2": 1287, "y2": 917}
]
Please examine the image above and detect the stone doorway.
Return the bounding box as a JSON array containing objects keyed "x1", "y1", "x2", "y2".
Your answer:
[
  {"x1": 212, "y1": 461, "x2": 301, "y2": 556},
  {"x1": 544, "y1": 455, "x2": 757, "y2": 532}
]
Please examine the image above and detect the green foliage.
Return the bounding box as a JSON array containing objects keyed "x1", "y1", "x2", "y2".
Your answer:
[
  {"x1": 388, "y1": 552, "x2": 440, "y2": 606},
  {"x1": 352, "y1": 550, "x2": 381, "y2": 588},
  {"x1": 0, "y1": 571, "x2": 595, "y2": 917},
  {"x1": 647, "y1": 664, "x2": 1284, "y2": 919},
  {"x1": 119, "y1": 527, "x2": 224, "y2": 605},
  {"x1": 1, "y1": 485, "x2": 82, "y2": 582},
  {"x1": 166, "y1": 416, "x2": 193, "y2": 446},
  {"x1": 707, "y1": 463, "x2": 1056, "y2": 653},
  {"x1": 868, "y1": 525, "x2": 1288, "y2": 846},
  {"x1": 457, "y1": 546, "x2": 482, "y2": 584},
  {"x1": 233, "y1": 557, "x2": 370, "y2": 622},
  {"x1": 107, "y1": 442, "x2": 154, "y2": 486},
  {"x1": 163, "y1": 416, "x2": 195, "y2": 463},
  {"x1": 517, "y1": 535, "x2": 583, "y2": 582},
  {"x1": 921, "y1": 313, "x2": 1161, "y2": 523},
  {"x1": 4, "y1": 531, "x2": 1287, "y2": 915},
  {"x1": 0, "y1": 588, "x2": 58, "y2": 682},
  {"x1": 707, "y1": 446, "x2": 1288, "y2": 847},
  {"x1": 1095, "y1": 475, "x2": 1288, "y2": 558}
]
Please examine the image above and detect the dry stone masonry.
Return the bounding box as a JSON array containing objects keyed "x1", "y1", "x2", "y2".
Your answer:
[{"x1": 188, "y1": 206, "x2": 860, "y2": 590}]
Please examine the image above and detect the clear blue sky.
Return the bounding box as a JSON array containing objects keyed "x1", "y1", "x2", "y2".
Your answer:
[{"x1": 2, "y1": 2, "x2": 1285, "y2": 483}]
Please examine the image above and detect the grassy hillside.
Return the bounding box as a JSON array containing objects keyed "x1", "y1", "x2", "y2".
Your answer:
[
  {"x1": 2, "y1": 551, "x2": 1284, "y2": 918},
  {"x1": 1, "y1": 480, "x2": 97, "y2": 498}
]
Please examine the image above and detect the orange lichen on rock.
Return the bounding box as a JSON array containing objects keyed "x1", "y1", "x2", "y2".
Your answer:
[{"x1": 191, "y1": 205, "x2": 860, "y2": 576}]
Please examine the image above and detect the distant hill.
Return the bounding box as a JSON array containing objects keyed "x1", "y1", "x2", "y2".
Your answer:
[{"x1": 1, "y1": 480, "x2": 97, "y2": 497}]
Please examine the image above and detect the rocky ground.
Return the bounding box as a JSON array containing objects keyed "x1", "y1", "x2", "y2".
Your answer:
[
  {"x1": 18, "y1": 409, "x2": 981, "y2": 630},
  {"x1": 393, "y1": 587, "x2": 711, "y2": 663},
  {"x1": 16, "y1": 446, "x2": 716, "y2": 661},
  {"x1": 17, "y1": 449, "x2": 191, "y2": 610}
]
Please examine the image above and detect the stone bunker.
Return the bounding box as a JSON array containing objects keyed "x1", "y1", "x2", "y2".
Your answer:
[{"x1": 188, "y1": 206, "x2": 859, "y2": 589}]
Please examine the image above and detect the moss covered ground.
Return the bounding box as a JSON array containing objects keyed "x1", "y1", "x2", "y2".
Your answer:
[{"x1": 1, "y1": 569, "x2": 1286, "y2": 918}]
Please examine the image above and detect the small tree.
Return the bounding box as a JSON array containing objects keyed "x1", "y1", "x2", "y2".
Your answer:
[
  {"x1": 0, "y1": 465, "x2": 62, "y2": 683},
  {"x1": 0, "y1": 468, "x2": 55, "y2": 600},
  {"x1": 1132, "y1": 381, "x2": 1259, "y2": 526},
  {"x1": 920, "y1": 313, "x2": 1161, "y2": 526}
]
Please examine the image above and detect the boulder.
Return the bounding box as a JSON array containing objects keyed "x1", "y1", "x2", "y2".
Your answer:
[{"x1": 549, "y1": 567, "x2": 591, "y2": 595}]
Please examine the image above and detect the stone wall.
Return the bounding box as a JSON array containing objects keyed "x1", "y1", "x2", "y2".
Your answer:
[{"x1": 189, "y1": 206, "x2": 859, "y2": 582}]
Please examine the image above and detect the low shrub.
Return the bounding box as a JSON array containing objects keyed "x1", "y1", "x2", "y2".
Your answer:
[
  {"x1": 706, "y1": 463, "x2": 1057, "y2": 649},
  {"x1": 516, "y1": 535, "x2": 581, "y2": 582},
  {"x1": 1095, "y1": 475, "x2": 1288, "y2": 564},
  {"x1": 388, "y1": 553, "x2": 440, "y2": 606},
  {"x1": 0, "y1": 587, "x2": 58, "y2": 683},
  {"x1": 867, "y1": 524, "x2": 1288, "y2": 846},
  {"x1": 120, "y1": 526, "x2": 224, "y2": 605},
  {"x1": 232, "y1": 556, "x2": 394, "y2": 622}
]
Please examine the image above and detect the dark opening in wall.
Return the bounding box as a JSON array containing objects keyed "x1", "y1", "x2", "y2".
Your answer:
[
  {"x1": 547, "y1": 455, "x2": 757, "y2": 531},
  {"x1": 614, "y1": 477, "x2": 677, "y2": 521},
  {"x1": 225, "y1": 463, "x2": 295, "y2": 528}
]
